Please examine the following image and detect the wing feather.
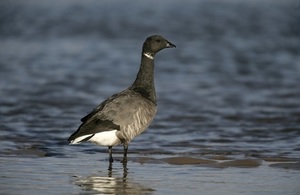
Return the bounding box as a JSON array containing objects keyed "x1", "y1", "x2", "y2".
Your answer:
[{"x1": 68, "y1": 90, "x2": 148, "y2": 142}]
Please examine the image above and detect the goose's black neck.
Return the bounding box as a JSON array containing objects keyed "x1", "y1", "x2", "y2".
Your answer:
[{"x1": 130, "y1": 53, "x2": 156, "y2": 104}]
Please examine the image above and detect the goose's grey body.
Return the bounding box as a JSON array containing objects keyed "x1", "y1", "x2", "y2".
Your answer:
[{"x1": 68, "y1": 35, "x2": 175, "y2": 164}]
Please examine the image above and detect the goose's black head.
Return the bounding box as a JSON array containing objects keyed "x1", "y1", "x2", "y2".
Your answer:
[{"x1": 142, "y1": 35, "x2": 176, "y2": 55}]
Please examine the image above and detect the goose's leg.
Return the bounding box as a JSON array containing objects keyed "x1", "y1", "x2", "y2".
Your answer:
[
  {"x1": 108, "y1": 146, "x2": 113, "y2": 171},
  {"x1": 122, "y1": 144, "x2": 128, "y2": 164},
  {"x1": 108, "y1": 146, "x2": 113, "y2": 163}
]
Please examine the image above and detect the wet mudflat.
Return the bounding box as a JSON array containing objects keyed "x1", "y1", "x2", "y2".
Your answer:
[{"x1": 1, "y1": 151, "x2": 300, "y2": 195}]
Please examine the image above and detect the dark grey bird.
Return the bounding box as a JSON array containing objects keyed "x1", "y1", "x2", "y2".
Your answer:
[{"x1": 68, "y1": 35, "x2": 176, "y2": 165}]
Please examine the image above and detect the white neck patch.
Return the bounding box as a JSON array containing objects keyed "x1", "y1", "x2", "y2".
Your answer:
[{"x1": 143, "y1": 52, "x2": 154, "y2": 60}]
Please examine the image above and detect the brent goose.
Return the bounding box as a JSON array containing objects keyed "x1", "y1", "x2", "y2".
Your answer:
[{"x1": 68, "y1": 35, "x2": 176, "y2": 165}]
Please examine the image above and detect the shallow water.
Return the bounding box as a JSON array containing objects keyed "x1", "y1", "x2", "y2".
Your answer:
[{"x1": 1, "y1": 0, "x2": 300, "y2": 194}]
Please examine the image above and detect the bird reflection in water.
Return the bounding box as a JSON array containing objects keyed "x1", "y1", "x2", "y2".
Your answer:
[
  {"x1": 72, "y1": 162, "x2": 154, "y2": 194},
  {"x1": 108, "y1": 160, "x2": 128, "y2": 177}
]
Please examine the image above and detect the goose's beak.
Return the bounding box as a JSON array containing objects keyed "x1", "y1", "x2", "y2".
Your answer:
[{"x1": 166, "y1": 41, "x2": 176, "y2": 48}]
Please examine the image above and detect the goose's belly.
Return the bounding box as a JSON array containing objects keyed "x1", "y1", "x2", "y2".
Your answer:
[
  {"x1": 117, "y1": 106, "x2": 157, "y2": 143},
  {"x1": 89, "y1": 130, "x2": 121, "y2": 146}
]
